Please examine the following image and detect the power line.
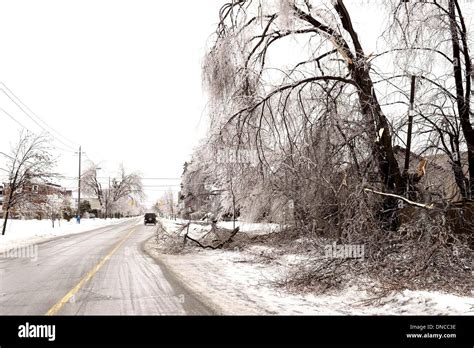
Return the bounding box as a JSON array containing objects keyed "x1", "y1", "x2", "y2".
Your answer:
[
  {"x1": 0, "y1": 82, "x2": 78, "y2": 151},
  {"x1": 0, "y1": 107, "x2": 75, "y2": 155},
  {"x1": 0, "y1": 151, "x2": 16, "y2": 162},
  {"x1": 0, "y1": 82, "x2": 78, "y2": 147},
  {"x1": 83, "y1": 151, "x2": 110, "y2": 166},
  {"x1": 0, "y1": 108, "x2": 32, "y2": 133},
  {"x1": 53, "y1": 145, "x2": 78, "y2": 153}
]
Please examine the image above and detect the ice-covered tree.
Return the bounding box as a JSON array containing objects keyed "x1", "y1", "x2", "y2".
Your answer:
[{"x1": 1, "y1": 131, "x2": 55, "y2": 235}]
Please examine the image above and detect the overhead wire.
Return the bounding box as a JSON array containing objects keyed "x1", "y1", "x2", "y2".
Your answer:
[
  {"x1": 0, "y1": 82, "x2": 78, "y2": 151},
  {"x1": 0, "y1": 84, "x2": 184, "y2": 206},
  {"x1": 0, "y1": 103, "x2": 76, "y2": 154}
]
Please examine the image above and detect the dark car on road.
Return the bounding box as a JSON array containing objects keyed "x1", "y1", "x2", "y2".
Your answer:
[{"x1": 144, "y1": 213, "x2": 157, "y2": 225}]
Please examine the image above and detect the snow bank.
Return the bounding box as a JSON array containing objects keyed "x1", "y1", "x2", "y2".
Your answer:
[
  {"x1": 217, "y1": 221, "x2": 282, "y2": 235},
  {"x1": 150, "y1": 219, "x2": 474, "y2": 315},
  {"x1": 160, "y1": 219, "x2": 185, "y2": 234},
  {"x1": 161, "y1": 218, "x2": 283, "y2": 235},
  {"x1": 155, "y1": 249, "x2": 474, "y2": 315},
  {"x1": 0, "y1": 217, "x2": 135, "y2": 253}
]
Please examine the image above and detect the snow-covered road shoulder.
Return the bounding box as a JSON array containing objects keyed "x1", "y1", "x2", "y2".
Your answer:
[
  {"x1": 0, "y1": 217, "x2": 137, "y2": 253},
  {"x1": 145, "y1": 219, "x2": 474, "y2": 315}
]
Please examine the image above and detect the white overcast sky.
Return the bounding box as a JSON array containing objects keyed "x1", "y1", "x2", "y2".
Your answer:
[
  {"x1": 0, "y1": 0, "x2": 225, "y2": 206},
  {"x1": 4, "y1": 1, "x2": 471, "y2": 208}
]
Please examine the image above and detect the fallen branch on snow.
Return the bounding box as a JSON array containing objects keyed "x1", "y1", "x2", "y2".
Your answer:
[{"x1": 183, "y1": 224, "x2": 240, "y2": 250}]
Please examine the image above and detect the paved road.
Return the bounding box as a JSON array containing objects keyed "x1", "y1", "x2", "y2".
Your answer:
[{"x1": 0, "y1": 218, "x2": 212, "y2": 315}]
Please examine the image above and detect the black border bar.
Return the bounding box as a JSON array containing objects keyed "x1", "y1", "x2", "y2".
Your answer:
[{"x1": 0, "y1": 315, "x2": 472, "y2": 347}]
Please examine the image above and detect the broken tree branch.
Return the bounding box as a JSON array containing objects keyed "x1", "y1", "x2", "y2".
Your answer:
[
  {"x1": 364, "y1": 188, "x2": 435, "y2": 209},
  {"x1": 184, "y1": 226, "x2": 240, "y2": 250}
]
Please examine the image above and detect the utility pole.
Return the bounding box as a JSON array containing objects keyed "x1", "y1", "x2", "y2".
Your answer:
[
  {"x1": 95, "y1": 167, "x2": 101, "y2": 217},
  {"x1": 404, "y1": 75, "x2": 417, "y2": 199},
  {"x1": 77, "y1": 146, "x2": 82, "y2": 223},
  {"x1": 404, "y1": 75, "x2": 417, "y2": 174},
  {"x1": 107, "y1": 176, "x2": 110, "y2": 219}
]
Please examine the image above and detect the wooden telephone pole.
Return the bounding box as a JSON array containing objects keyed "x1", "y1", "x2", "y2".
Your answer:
[{"x1": 77, "y1": 146, "x2": 82, "y2": 222}]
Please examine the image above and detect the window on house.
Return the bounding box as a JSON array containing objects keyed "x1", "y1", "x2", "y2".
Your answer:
[{"x1": 32, "y1": 185, "x2": 39, "y2": 193}]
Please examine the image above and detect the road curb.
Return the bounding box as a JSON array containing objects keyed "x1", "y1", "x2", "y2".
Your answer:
[{"x1": 142, "y1": 234, "x2": 224, "y2": 315}]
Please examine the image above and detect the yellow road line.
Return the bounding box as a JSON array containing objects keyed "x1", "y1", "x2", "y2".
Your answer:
[{"x1": 45, "y1": 227, "x2": 136, "y2": 316}]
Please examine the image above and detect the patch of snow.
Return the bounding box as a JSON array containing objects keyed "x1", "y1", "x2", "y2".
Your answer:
[
  {"x1": 156, "y1": 250, "x2": 474, "y2": 315},
  {"x1": 217, "y1": 221, "x2": 283, "y2": 235},
  {"x1": 160, "y1": 218, "x2": 283, "y2": 235},
  {"x1": 152, "y1": 219, "x2": 474, "y2": 315},
  {"x1": 160, "y1": 219, "x2": 187, "y2": 234},
  {"x1": 0, "y1": 217, "x2": 135, "y2": 253}
]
